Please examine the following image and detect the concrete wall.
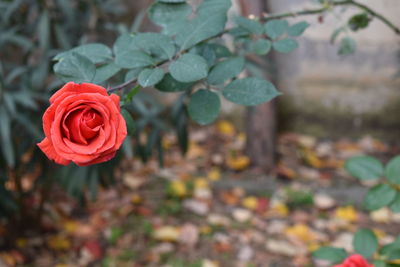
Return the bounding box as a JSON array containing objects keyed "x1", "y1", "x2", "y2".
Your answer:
[{"x1": 267, "y1": 0, "x2": 400, "y2": 139}]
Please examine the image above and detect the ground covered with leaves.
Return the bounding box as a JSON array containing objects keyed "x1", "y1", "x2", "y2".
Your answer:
[{"x1": 1, "y1": 121, "x2": 400, "y2": 267}]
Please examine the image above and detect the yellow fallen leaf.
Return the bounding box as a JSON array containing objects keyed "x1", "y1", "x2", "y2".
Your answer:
[
  {"x1": 47, "y1": 235, "x2": 71, "y2": 250},
  {"x1": 131, "y1": 194, "x2": 143, "y2": 204},
  {"x1": 162, "y1": 138, "x2": 173, "y2": 150},
  {"x1": 207, "y1": 168, "x2": 221, "y2": 181},
  {"x1": 285, "y1": 224, "x2": 316, "y2": 243},
  {"x1": 200, "y1": 226, "x2": 212, "y2": 235},
  {"x1": 153, "y1": 226, "x2": 180, "y2": 242},
  {"x1": 242, "y1": 196, "x2": 258, "y2": 210},
  {"x1": 302, "y1": 149, "x2": 323, "y2": 168},
  {"x1": 15, "y1": 238, "x2": 27, "y2": 249},
  {"x1": 63, "y1": 220, "x2": 79, "y2": 234},
  {"x1": 194, "y1": 178, "x2": 209, "y2": 189},
  {"x1": 169, "y1": 180, "x2": 187, "y2": 198},
  {"x1": 216, "y1": 120, "x2": 235, "y2": 136},
  {"x1": 334, "y1": 206, "x2": 358, "y2": 223},
  {"x1": 269, "y1": 202, "x2": 289, "y2": 217},
  {"x1": 227, "y1": 155, "x2": 250, "y2": 171},
  {"x1": 372, "y1": 229, "x2": 386, "y2": 239},
  {"x1": 308, "y1": 242, "x2": 320, "y2": 252}
]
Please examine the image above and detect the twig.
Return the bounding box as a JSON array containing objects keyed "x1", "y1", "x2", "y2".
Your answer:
[{"x1": 261, "y1": 0, "x2": 400, "y2": 35}]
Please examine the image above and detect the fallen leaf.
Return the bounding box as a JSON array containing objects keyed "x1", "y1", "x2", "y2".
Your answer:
[
  {"x1": 242, "y1": 196, "x2": 258, "y2": 210},
  {"x1": 183, "y1": 199, "x2": 209, "y2": 216},
  {"x1": 334, "y1": 206, "x2": 358, "y2": 223},
  {"x1": 207, "y1": 168, "x2": 221, "y2": 181},
  {"x1": 268, "y1": 202, "x2": 289, "y2": 217},
  {"x1": 370, "y1": 207, "x2": 392, "y2": 223},
  {"x1": 169, "y1": 180, "x2": 188, "y2": 198},
  {"x1": 203, "y1": 259, "x2": 220, "y2": 267},
  {"x1": 153, "y1": 226, "x2": 180, "y2": 242},
  {"x1": 179, "y1": 223, "x2": 199, "y2": 246},
  {"x1": 285, "y1": 224, "x2": 317, "y2": 243},
  {"x1": 47, "y1": 235, "x2": 71, "y2": 250},
  {"x1": 314, "y1": 193, "x2": 336, "y2": 210},
  {"x1": 226, "y1": 155, "x2": 250, "y2": 171},
  {"x1": 194, "y1": 178, "x2": 209, "y2": 189},
  {"x1": 266, "y1": 239, "x2": 306, "y2": 256},
  {"x1": 237, "y1": 245, "x2": 254, "y2": 261},
  {"x1": 216, "y1": 120, "x2": 235, "y2": 136},
  {"x1": 232, "y1": 208, "x2": 252, "y2": 223}
]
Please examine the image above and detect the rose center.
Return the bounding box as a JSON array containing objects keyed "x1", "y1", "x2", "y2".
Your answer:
[{"x1": 63, "y1": 106, "x2": 104, "y2": 144}]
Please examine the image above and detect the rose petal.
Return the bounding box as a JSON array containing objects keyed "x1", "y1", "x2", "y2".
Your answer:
[
  {"x1": 75, "y1": 151, "x2": 116, "y2": 166},
  {"x1": 50, "y1": 82, "x2": 108, "y2": 104},
  {"x1": 37, "y1": 138, "x2": 70, "y2": 165}
]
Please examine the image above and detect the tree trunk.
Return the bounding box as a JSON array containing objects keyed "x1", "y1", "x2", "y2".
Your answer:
[{"x1": 240, "y1": 0, "x2": 278, "y2": 174}]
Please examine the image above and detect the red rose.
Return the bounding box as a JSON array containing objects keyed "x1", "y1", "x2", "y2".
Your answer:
[
  {"x1": 334, "y1": 254, "x2": 374, "y2": 267},
  {"x1": 37, "y1": 82, "x2": 127, "y2": 166}
]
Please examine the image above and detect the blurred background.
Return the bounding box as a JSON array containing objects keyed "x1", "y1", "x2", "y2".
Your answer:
[{"x1": 0, "y1": 0, "x2": 399, "y2": 266}]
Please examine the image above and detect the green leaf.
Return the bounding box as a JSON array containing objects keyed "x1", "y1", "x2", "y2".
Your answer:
[
  {"x1": 223, "y1": 77, "x2": 280, "y2": 106},
  {"x1": 138, "y1": 68, "x2": 164, "y2": 87},
  {"x1": 389, "y1": 193, "x2": 400, "y2": 213},
  {"x1": 0, "y1": 108, "x2": 14, "y2": 167},
  {"x1": 197, "y1": 0, "x2": 231, "y2": 16},
  {"x1": 93, "y1": 63, "x2": 121, "y2": 84},
  {"x1": 54, "y1": 44, "x2": 113, "y2": 64},
  {"x1": 207, "y1": 57, "x2": 245, "y2": 85},
  {"x1": 312, "y1": 247, "x2": 347, "y2": 264},
  {"x1": 115, "y1": 50, "x2": 155, "y2": 69},
  {"x1": 265, "y1": 19, "x2": 289, "y2": 39},
  {"x1": 148, "y1": 2, "x2": 191, "y2": 27},
  {"x1": 252, "y1": 39, "x2": 272, "y2": 55},
  {"x1": 209, "y1": 44, "x2": 232, "y2": 58},
  {"x1": 331, "y1": 27, "x2": 346, "y2": 44},
  {"x1": 353, "y1": 229, "x2": 378, "y2": 258},
  {"x1": 381, "y1": 237, "x2": 400, "y2": 256},
  {"x1": 169, "y1": 54, "x2": 208, "y2": 83},
  {"x1": 188, "y1": 89, "x2": 220, "y2": 125},
  {"x1": 385, "y1": 155, "x2": 400, "y2": 185},
  {"x1": 344, "y1": 156, "x2": 384, "y2": 180},
  {"x1": 288, "y1": 21, "x2": 310, "y2": 36},
  {"x1": 114, "y1": 34, "x2": 156, "y2": 69},
  {"x1": 234, "y1": 16, "x2": 264, "y2": 35},
  {"x1": 121, "y1": 109, "x2": 135, "y2": 136},
  {"x1": 125, "y1": 68, "x2": 143, "y2": 82},
  {"x1": 339, "y1": 37, "x2": 356, "y2": 55},
  {"x1": 349, "y1": 13, "x2": 370, "y2": 31},
  {"x1": 273, "y1": 38, "x2": 298, "y2": 53},
  {"x1": 54, "y1": 52, "x2": 96, "y2": 83},
  {"x1": 175, "y1": 0, "x2": 230, "y2": 50},
  {"x1": 155, "y1": 73, "x2": 194, "y2": 92},
  {"x1": 364, "y1": 184, "x2": 397, "y2": 211},
  {"x1": 132, "y1": 33, "x2": 176, "y2": 60}
]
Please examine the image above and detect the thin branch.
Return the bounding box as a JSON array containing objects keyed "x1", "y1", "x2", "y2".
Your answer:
[
  {"x1": 347, "y1": 0, "x2": 400, "y2": 35},
  {"x1": 262, "y1": 0, "x2": 399, "y2": 35}
]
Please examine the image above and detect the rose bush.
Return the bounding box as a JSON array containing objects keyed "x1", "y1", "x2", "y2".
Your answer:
[
  {"x1": 333, "y1": 254, "x2": 374, "y2": 267},
  {"x1": 37, "y1": 82, "x2": 127, "y2": 166}
]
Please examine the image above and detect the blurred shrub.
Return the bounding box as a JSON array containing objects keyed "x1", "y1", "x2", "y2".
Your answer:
[{"x1": 0, "y1": 0, "x2": 132, "y2": 222}]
